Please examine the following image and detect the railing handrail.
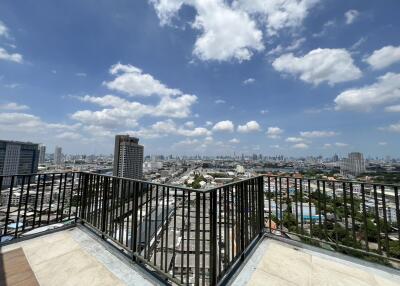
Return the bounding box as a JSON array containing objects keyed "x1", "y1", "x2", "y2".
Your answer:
[
  {"x1": 0, "y1": 171, "x2": 265, "y2": 193},
  {"x1": 262, "y1": 174, "x2": 400, "y2": 188}
]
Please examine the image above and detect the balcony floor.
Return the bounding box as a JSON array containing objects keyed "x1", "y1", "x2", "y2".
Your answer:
[
  {"x1": 231, "y1": 237, "x2": 400, "y2": 286},
  {"x1": 0, "y1": 227, "x2": 159, "y2": 286}
]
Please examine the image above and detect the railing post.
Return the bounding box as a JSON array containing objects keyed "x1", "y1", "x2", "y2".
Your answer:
[
  {"x1": 240, "y1": 181, "x2": 245, "y2": 261},
  {"x1": 80, "y1": 172, "x2": 88, "y2": 222},
  {"x1": 209, "y1": 190, "x2": 218, "y2": 286},
  {"x1": 194, "y1": 192, "x2": 201, "y2": 286},
  {"x1": 258, "y1": 176, "x2": 265, "y2": 235},
  {"x1": 132, "y1": 181, "x2": 139, "y2": 262},
  {"x1": 101, "y1": 177, "x2": 108, "y2": 239}
]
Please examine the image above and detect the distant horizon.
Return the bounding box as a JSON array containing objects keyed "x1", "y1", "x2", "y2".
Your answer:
[{"x1": 1, "y1": 1, "x2": 400, "y2": 157}]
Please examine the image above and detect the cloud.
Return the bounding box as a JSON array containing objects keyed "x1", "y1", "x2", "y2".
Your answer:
[
  {"x1": 237, "y1": 120, "x2": 261, "y2": 133},
  {"x1": 378, "y1": 142, "x2": 387, "y2": 146},
  {"x1": 56, "y1": 132, "x2": 82, "y2": 140},
  {"x1": 266, "y1": 126, "x2": 283, "y2": 139},
  {"x1": 267, "y1": 37, "x2": 306, "y2": 56},
  {"x1": 345, "y1": 10, "x2": 359, "y2": 25},
  {"x1": 151, "y1": 0, "x2": 317, "y2": 62},
  {"x1": 292, "y1": 143, "x2": 309, "y2": 149},
  {"x1": 285, "y1": 137, "x2": 304, "y2": 143},
  {"x1": 0, "y1": 21, "x2": 9, "y2": 37},
  {"x1": 229, "y1": 138, "x2": 240, "y2": 144},
  {"x1": 335, "y1": 142, "x2": 348, "y2": 147},
  {"x1": 212, "y1": 120, "x2": 234, "y2": 132},
  {"x1": 234, "y1": 0, "x2": 320, "y2": 35},
  {"x1": 334, "y1": 72, "x2": 400, "y2": 111},
  {"x1": 272, "y1": 48, "x2": 361, "y2": 85},
  {"x1": 75, "y1": 72, "x2": 87, "y2": 77},
  {"x1": 0, "y1": 112, "x2": 79, "y2": 135},
  {"x1": 104, "y1": 63, "x2": 182, "y2": 97},
  {"x1": 243, "y1": 78, "x2": 255, "y2": 85},
  {"x1": 260, "y1": 109, "x2": 268, "y2": 114},
  {"x1": 184, "y1": 121, "x2": 195, "y2": 128},
  {"x1": 323, "y1": 143, "x2": 332, "y2": 148},
  {"x1": 72, "y1": 64, "x2": 198, "y2": 130},
  {"x1": 300, "y1": 130, "x2": 338, "y2": 138},
  {"x1": 151, "y1": 0, "x2": 264, "y2": 62},
  {"x1": 215, "y1": 99, "x2": 226, "y2": 104},
  {"x1": 205, "y1": 121, "x2": 213, "y2": 126},
  {"x1": 364, "y1": 45, "x2": 400, "y2": 70},
  {"x1": 4, "y1": 83, "x2": 20, "y2": 88},
  {"x1": 0, "y1": 47, "x2": 23, "y2": 63},
  {"x1": 385, "y1": 105, "x2": 400, "y2": 112},
  {"x1": 73, "y1": 93, "x2": 197, "y2": 129},
  {"x1": 379, "y1": 122, "x2": 400, "y2": 133},
  {"x1": 126, "y1": 119, "x2": 211, "y2": 139},
  {"x1": 0, "y1": 102, "x2": 29, "y2": 111}
]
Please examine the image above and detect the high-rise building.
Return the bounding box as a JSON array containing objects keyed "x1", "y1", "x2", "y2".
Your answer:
[
  {"x1": 0, "y1": 140, "x2": 39, "y2": 185},
  {"x1": 113, "y1": 135, "x2": 144, "y2": 179},
  {"x1": 54, "y1": 146, "x2": 62, "y2": 165},
  {"x1": 340, "y1": 152, "x2": 366, "y2": 177},
  {"x1": 39, "y1": 145, "x2": 46, "y2": 164}
]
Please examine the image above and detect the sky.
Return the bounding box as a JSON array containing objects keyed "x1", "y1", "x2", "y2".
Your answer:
[{"x1": 0, "y1": 0, "x2": 399, "y2": 157}]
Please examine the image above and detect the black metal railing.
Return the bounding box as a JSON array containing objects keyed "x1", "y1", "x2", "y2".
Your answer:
[
  {"x1": 263, "y1": 175, "x2": 400, "y2": 265},
  {"x1": 78, "y1": 173, "x2": 264, "y2": 286},
  {"x1": 0, "y1": 172, "x2": 82, "y2": 242},
  {"x1": 1, "y1": 172, "x2": 399, "y2": 284}
]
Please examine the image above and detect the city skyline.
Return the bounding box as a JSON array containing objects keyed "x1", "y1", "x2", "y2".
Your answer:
[{"x1": 1, "y1": 1, "x2": 400, "y2": 156}]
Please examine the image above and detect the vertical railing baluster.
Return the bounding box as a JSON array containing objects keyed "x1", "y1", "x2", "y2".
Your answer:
[
  {"x1": 381, "y1": 185, "x2": 389, "y2": 254},
  {"x1": 361, "y1": 183, "x2": 369, "y2": 251},
  {"x1": 394, "y1": 186, "x2": 400, "y2": 248},
  {"x1": 308, "y1": 179, "x2": 313, "y2": 239},
  {"x1": 349, "y1": 183, "x2": 356, "y2": 243},
  {"x1": 300, "y1": 179, "x2": 304, "y2": 234},
  {"x1": 3, "y1": 176, "x2": 14, "y2": 237},
  {"x1": 268, "y1": 176, "x2": 271, "y2": 232},
  {"x1": 210, "y1": 189, "x2": 217, "y2": 286},
  {"x1": 195, "y1": 192, "x2": 201, "y2": 286},
  {"x1": 22, "y1": 175, "x2": 32, "y2": 232},
  {"x1": 373, "y1": 185, "x2": 382, "y2": 254},
  {"x1": 322, "y1": 181, "x2": 328, "y2": 239},
  {"x1": 15, "y1": 176, "x2": 25, "y2": 238}
]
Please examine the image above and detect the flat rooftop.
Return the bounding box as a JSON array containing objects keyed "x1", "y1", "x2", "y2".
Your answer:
[
  {"x1": 231, "y1": 238, "x2": 400, "y2": 286},
  {"x1": 0, "y1": 227, "x2": 159, "y2": 286},
  {"x1": 1, "y1": 227, "x2": 400, "y2": 285}
]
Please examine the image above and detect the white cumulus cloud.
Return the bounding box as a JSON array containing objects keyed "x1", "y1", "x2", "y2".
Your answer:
[
  {"x1": 334, "y1": 72, "x2": 400, "y2": 111},
  {"x1": 285, "y1": 137, "x2": 304, "y2": 143},
  {"x1": 151, "y1": 0, "x2": 264, "y2": 62},
  {"x1": 292, "y1": 143, "x2": 309, "y2": 149},
  {"x1": 266, "y1": 126, "x2": 283, "y2": 139},
  {"x1": 0, "y1": 47, "x2": 23, "y2": 63},
  {"x1": 364, "y1": 45, "x2": 400, "y2": 70},
  {"x1": 243, "y1": 78, "x2": 255, "y2": 85},
  {"x1": 234, "y1": 0, "x2": 320, "y2": 35},
  {"x1": 300, "y1": 130, "x2": 338, "y2": 138},
  {"x1": 0, "y1": 102, "x2": 29, "y2": 111},
  {"x1": 237, "y1": 120, "x2": 261, "y2": 133},
  {"x1": 345, "y1": 10, "x2": 359, "y2": 25},
  {"x1": 272, "y1": 48, "x2": 361, "y2": 86},
  {"x1": 0, "y1": 21, "x2": 8, "y2": 37},
  {"x1": 104, "y1": 63, "x2": 182, "y2": 97},
  {"x1": 212, "y1": 120, "x2": 234, "y2": 132}
]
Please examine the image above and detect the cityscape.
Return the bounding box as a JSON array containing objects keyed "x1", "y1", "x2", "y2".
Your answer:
[{"x1": 1, "y1": 1, "x2": 400, "y2": 286}]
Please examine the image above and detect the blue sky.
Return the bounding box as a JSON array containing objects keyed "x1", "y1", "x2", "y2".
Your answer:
[{"x1": 0, "y1": 0, "x2": 400, "y2": 157}]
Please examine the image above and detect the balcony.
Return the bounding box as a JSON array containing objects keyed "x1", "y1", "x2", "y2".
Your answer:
[{"x1": 1, "y1": 172, "x2": 400, "y2": 285}]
